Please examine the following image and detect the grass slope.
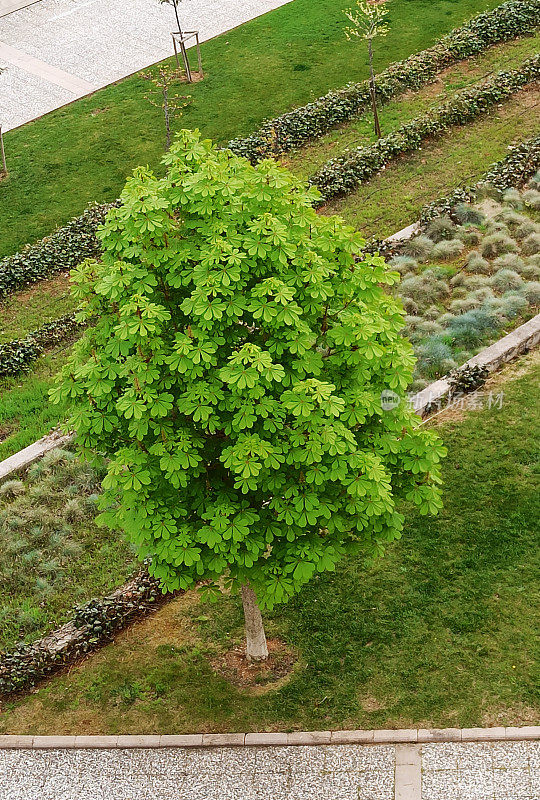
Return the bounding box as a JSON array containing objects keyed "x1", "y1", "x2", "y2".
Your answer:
[
  {"x1": 2, "y1": 353, "x2": 538, "y2": 732},
  {"x1": 0, "y1": 0, "x2": 500, "y2": 257},
  {"x1": 326, "y1": 83, "x2": 540, "y2": 237},
  {"x1": 284, "y1": 31, "x2": 540, "y2": 178}
]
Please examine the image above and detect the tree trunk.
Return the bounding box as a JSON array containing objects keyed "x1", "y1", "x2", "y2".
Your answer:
[
  {"x1": 367, "y1": 39, "x2": 382, "y2": 139},
  {"x1": 172, "y1": 0, "x2": 182, "y2": 34},
  {"x1": 241, "y1": 584, "x2": 268, "y2": 662}
]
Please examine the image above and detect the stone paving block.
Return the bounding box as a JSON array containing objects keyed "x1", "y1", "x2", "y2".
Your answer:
[
  {"x1": 354, "y1": 768, "x2": 395, "y2": 799},
  {"x1": 493, "y1": 768, "x2": 532, "y2": 800},
  {"x1": 0, "y1": 736, "x2": 34, "y2": 749},
  {"x1": 528, "y1": 743, "x2": 540, "y2": 769},
  {"x1": 286, "y1": 730, "x2": 332, "y2": 745},
  {"x1": 422, "y1": 768, "x2": 460, "y2": 800},
  {"x1": 330, "y1": 729, "x2": 374, "y2": 744},
  {"x1": 457, "y1": 767, "x2": 495, "y2": 800},
  {"x1": 213, "y1": 746, "x2": 256, "y2": 774},
  {"x1": 73, "y1": 736, "x2": 119, "y2": 748},
  {"x1": 253, "y1": 772, "x2": 290, "y2": 800},
  {"x1": 288, "y1": 772, "x2": 359, "y2": 800},
  {"x1": 245, "y1": 732, "x2": 288, "y2": 746},
  {"x1": 116, "y1": 735, "x2": 162, "y2": 748},
  {"x1": 421, "y1": 742, "x2": 461, "y2": 771},
  {"x1": 373, "y1": 729, "x2": 417, "y2": 743},
  {"x1": 462, "y1": 727, "x2": 506, "y2": 741},
  {"x1": 418, "y1": 728, "x2": 461, "y2": 742},
  {"x1": 32, "y1": 736, "x2": 77, "y2": 748},
  {"x1": 184, "y1": 747, "x2": 223, "y2": 773},
  {"x1": 202, "y1": 733, "x2": 245, "y2": 746},
  {"x1": 253, "y1": 745, "x2": 294, "y2": 774},
  {"x1": 491, "y1": 741, "x2": 534, "y2": 769},
  {"x1": 455, "y1": 742, "x2": 494, "y2": 771},
  {"x1": 530, "y1": 767, "x2": 540, "y2": 794},
  {"x1": 324, "y1": 744, "x2": 395, "y2": 772},
  {"x1": 506, "y1": 727, "x2": 540, "y2": 740},
  {"x1": 159, "y1": 734, "x2": 203, "y2": 747},
  {"x1": 287, "y1": 745, "x2": 327, "y2": 773}
]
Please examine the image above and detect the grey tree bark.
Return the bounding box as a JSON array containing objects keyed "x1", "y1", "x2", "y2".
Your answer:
[{"x1": 241, "y1": 584, "x2": 269, "y2": 662}]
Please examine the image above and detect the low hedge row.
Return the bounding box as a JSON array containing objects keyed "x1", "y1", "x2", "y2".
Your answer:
[
  {"x1": 309, "y1": 56, "x2": 540, "y2": 205},
  {"x1": 420, "y1": 134, "x2": 540, "y2": 223},
  {"x1": 227, "y1": 0, "x2": 540, "y2": 162},
  {"x1": 0, "y1": 202, "x2": 118, "y2": 298},
  {"x1": 0, "y1": 568, "x2": 168, "y2": 696},
  {"x1": 0, "y1": 313, "x2": 85, "y2": 377}
]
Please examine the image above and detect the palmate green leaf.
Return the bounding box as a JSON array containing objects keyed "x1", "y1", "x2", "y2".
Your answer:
[{"x1": 51, "y1": 128, "x2": 445, "y2": 612}]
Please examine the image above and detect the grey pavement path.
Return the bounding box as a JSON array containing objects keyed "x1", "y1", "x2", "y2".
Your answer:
[
  {"x1": 0, "y1": 740, "x2": 539, "y2": 799},
  {"x1": 0, "y1": 0, "x2": 292, "y2": 131}
]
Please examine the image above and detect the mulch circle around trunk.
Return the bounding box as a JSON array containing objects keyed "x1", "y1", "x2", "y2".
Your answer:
[{"x1": 211, "y1": 638, "x2": 297, "y2": 692}]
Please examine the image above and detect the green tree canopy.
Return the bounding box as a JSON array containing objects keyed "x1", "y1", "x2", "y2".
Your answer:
[{"x1": 51, "y1": 129, "x2": 445, "y2": 616}]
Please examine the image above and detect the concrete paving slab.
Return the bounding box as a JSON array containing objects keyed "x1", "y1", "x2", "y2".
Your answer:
[{"x1": 0, "y1": 0, "x2": 292, "y2": 131}]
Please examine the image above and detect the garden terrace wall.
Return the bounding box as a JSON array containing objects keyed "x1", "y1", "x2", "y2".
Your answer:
[
  {"x1": 309, "y1": 56, "x2": 540, "y2": 205},
  {"x1": 411, "y1": 313, "x2": 540, "y2": 417},
  {"x1": 0, "y1": 569, "x2": 171, "y2": 697},
  {"x1": 226, "y1": 0, "x2": 540, "y2": 162}
]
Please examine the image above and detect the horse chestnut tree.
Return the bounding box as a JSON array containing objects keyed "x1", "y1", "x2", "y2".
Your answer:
[{"x1": 51, "y1": 130, "x2": 445, "y2": 661}]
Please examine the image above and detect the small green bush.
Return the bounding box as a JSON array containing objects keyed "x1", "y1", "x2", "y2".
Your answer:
[
  {"x1": 425, "y1": 216, "x2": 457, "y2": 243},
  {"x1": 388, "y1": 255, "x2": 419, "y2": 275},
  {"x1": 452, "y1": 204, "x2": 485, "y2": 226},
  {"x1": 457, "y1": 227, "x2": 482, "y2": 247},
  {"x1": 522, "y1": 233, "x2": 540, "y2": 256},
  {"x1": 491, "y1": 269, "x2": 524, "y2": 292},
  {"x1": 450, "y1": 298, "x2": 480, "y2": 314},
  {"x1": 0, "y1": 480, "x2": 26, "y2": 499},
  {"x1": 432, "y1": 239, "x2": 464, "y2": 260},
  {"x1": 401, "y1": 235, "x2": 434, "y2": 261},
  {"x1": 499, "y1": 292, "x2": 528, "y2": 316},
  {"x1": 501, "y1": 188, "x2": 523, "y2": 209},
  {"x1": 466, "y1": 251, "x2": 492, "y2": 274},
  {"x1": 492, "y1": 253, "x2": 526, "y2": 272},
  {"x1": 521, "y1": 189, "x2": 540, "y2": 210},
  {"x1": 514, "y1": 220, "x2": 540, "y2": 240},
  {"x1": 522, "y1": 281, "x2": 540, "y2": 305},
  {"x1": 414, "y1": 337, "x2": 456, "y2": 379},
  {"x1": 462, "y1": 275, "x2": 491, "y2": 290},
  {"x1": 399, "y1": 271, "x2": 450, "y2": 307},
  {"x1": 481, "y1": 233, "x2": 518, "y2": 258},
  {"x1": 527, "y1": 170, "x2": 540, "y2": 190}
]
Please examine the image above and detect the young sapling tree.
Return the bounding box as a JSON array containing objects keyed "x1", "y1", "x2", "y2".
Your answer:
[
  {"x1": 140, "y1": 66, "x2": 191, "y2": 151},
  {"x1": 344, "y1": 0, "x2": 390, "y2": 138},
  {"x1": 51, "y1": 130, "x2": 445, "y2": 662}
]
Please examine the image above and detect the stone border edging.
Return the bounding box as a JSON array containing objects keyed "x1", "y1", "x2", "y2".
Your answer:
[
  {"x1": 411, "y1": 313, "x2": 540, "y2": 418},
  {"x1": 0, "y1": 429, "x2": 74, "y2": 481},
  {"x1": 0, "y1": 727, "x2": 538, "y2": 749}
]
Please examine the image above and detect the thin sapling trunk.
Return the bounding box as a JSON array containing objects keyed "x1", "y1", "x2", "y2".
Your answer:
[
  {"x1": 367, "y1": 38, "x2": 382, "y2": 139},
  {"x1": 241, "y1": 584, "x2": 269, "y2": 662}
]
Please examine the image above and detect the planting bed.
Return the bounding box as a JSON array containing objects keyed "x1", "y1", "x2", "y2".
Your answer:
[
  {"x1": 0, "y1": 448, "x2": 136, "y2": 652},
  {"x1": 390, "y1": 174, "x2": 540, "y2": 389}
]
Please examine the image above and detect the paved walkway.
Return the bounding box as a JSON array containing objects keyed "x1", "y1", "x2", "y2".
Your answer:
[
  {"x1": 0, "y1": 740, "x2": 539, "y2": 799},
  {"x1": 0, "y1": 0, "x2": 291, "y2": 131}
]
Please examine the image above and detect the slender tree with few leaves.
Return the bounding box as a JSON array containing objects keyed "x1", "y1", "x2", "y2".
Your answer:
[
  {"x1": 140, "y1": 66, "x2": 191, "y2": 151},
  {"x1": 344, "y1": 0, "x2": 390, "y2": 138},
  {"x1": 158, "y1": 0, "x2": 184, "y2": 33},
  {"x1": 51, "y1": 130, "x2": 445, "y2": 661}
]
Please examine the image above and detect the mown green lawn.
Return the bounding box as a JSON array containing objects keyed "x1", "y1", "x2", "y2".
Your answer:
[
  {"x1": 0, "y1": 0, "x2": 500, "y2": 257},
  {"x1": 283, "y1": 31, "x2": 540, "y2": 178},
  {"x1": 2, "y1": 353, "x2": 538, "y2": 733}
]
